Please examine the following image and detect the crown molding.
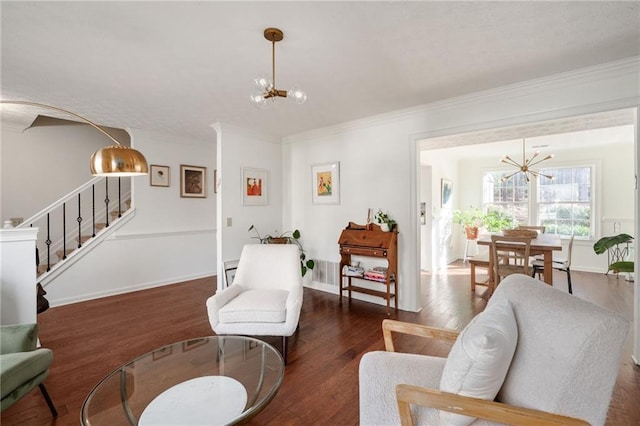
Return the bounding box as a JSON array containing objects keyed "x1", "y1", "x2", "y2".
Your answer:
[{"x1": 283, "y1": 56, "x2": 640, "y2": 144}]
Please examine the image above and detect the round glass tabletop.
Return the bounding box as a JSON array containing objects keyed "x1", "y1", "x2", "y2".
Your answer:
[{"x1": 81, "y1": 336, "x2": 285, "y2": 425}]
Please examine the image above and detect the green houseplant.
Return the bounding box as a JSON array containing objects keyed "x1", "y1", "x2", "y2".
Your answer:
[
  {"x1": 374, "y1": 209, "x2": 396, "y2": 232},
  {"x1": 452, "y1": 207, "x2": 484, "y2": 239},
  {"x1": 483, "y1": 209, "x2": 516, "y2": 232},
  {"x1": 593, "y1": 233, "x2": 634, "y2": 273},
  {"x1": 248, "y1": 225, "x2": 315, "y2": 276}
]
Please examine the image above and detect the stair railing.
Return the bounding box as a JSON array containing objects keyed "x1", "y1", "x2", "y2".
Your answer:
[{"x1": 17, "y1": 176, "x2": 132, "y2": 273}]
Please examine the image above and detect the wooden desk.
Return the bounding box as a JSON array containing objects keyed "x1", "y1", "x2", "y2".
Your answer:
[{"x1": 477, "y1": 233, "x2": 562, "y2": 285}]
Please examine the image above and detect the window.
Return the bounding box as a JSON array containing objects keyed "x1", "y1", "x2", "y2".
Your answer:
[
  {"x1": 482, "y1": 164, "x2": 594, "y2": 238},
  {"x1": 482, "y1": 171, "x2": 529, "y2": 225},
  {"x1": 538, "y1": 166, "x2": 592, "y2": 237}
]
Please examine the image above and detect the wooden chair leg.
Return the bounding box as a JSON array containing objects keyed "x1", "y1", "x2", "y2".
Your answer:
[
  {"x1": 38, "y1": 383, "x2": 58, "y2": 417},
  {"x1": 282, "y1": 335, "x2": 288, "y2": 365},
  {"x1": 470, "y1": 263, "x2": 476, "y2": 292}
]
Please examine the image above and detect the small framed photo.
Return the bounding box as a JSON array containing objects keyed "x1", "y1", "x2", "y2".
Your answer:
[
  {"x1": 312, "y1": 162, "x2": 340, "y2": 205},
  {"x1": 182, "y1": 338, "x2": 207, "y2": 352},
  {"x1": 224, "y1": 260, "x2": 239, "y2": 287},
  {"x1": 441, "y1": 178, "x2": 453, "y2": 208},
  {"x1": 150, "y1": 165, "x2": 170, "y2": 187},
  {"x1": 242, "y1": 167, "x2": 267, "y2": 205},
  {"x1": 180, "y1": 165, "x2": 207, "y2": 198},
  {"x1": 152, "y1": 346, "x2": 172, "y2": 361}
]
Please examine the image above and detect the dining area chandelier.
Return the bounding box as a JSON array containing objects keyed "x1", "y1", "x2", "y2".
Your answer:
[
  {"x1": 500, "y1": 138, "x2": 554, "y2": 182},
  {"x1": 249, "y1": 28, "x2": 307, "y2": 108}
]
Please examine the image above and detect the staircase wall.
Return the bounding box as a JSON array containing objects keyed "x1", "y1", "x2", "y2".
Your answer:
[
  {"x1": 44, "y1": 127, "x2": 217, "y2": 306},
  {"x1": 2, "y1": 122, "x2": 217, "y2": 307}
]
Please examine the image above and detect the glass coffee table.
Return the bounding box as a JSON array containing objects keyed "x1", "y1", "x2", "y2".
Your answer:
[{"x1": 81, "y1": 336, "x2": 284, "y2": 425}]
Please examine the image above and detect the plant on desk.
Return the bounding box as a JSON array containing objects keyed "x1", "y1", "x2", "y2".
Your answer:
[
  {"x1": 248, "y1": 225, "x2": 315, "y2": 276},
  {"x1": 374, "y1": 209, "x2": 397, "y2": 232}
]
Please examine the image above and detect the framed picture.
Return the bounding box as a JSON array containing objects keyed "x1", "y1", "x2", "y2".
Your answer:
[
  {"x1": 312, "y1": 162, "x2": 340, "y2": 205},
  {"x1": 224, "y1": 260, "x2": 239, "y2": 287},
  {"x1": 182, "y1": 338, "x2": 207, "y2": 352},
  {"x1": 242, "y1": 167, "x2": 267, "y2": 205},
  {"x1": 441, "y1": 178, "x2": 453, "y2": 208},
  {"x1": 150, "y1": 164, "x2": 170, "y2": 187},
  {"x1": 180, "y1": 165, "x2": 206, "y2": 198},
  {"x1": 152, "y1": 346, "x2": 172, "y2": 361}
]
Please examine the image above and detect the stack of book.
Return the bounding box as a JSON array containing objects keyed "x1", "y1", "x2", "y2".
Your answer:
[
  {"x1": 364, "y1": 266, "x2": 388, "y2": 282},
  {"x1": 345, "y1": 265, "x2": 364, "y2": 277}
]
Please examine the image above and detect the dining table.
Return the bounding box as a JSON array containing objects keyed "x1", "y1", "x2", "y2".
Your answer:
[{"x1": 477, "y1": 232, "x2": 563, "y2": 285}]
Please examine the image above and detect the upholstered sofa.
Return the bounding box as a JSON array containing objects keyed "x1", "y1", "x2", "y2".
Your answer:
[{"x1": 359, "y1": 274, "x2": 629, "y2": 425}]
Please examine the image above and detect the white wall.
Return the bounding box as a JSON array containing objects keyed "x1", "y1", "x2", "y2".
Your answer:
[
  {"x1": 283, "y1": 57, "x2": 640, "y2": 313},
  {"x1": 216, "y1": 123, "x2": 282, "y2": 288},
  {"x1": 1, "y1": 123, "x2": 108, "y2": 221},
  {"x1": 3, "y1": 126, "x2": 218, "y2": 306},
  {"x1": 0, "y1": 228, "x2": 38, "y2": 325}
]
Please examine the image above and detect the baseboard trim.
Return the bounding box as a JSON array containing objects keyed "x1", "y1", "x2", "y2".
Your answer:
[{"x1": 49, "y1": 272, "x2": 216, "y2": 308}]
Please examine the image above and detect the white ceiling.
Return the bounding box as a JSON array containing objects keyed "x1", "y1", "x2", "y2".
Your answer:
[{"x1": 1, "y1": 1, "x2": 639, "y2": 141}]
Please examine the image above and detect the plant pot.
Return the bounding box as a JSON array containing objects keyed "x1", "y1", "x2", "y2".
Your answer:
[
  {"x1": 380, "y1": 223, "x2": 390, "y2": 232},
  {"x1": 464, "y1": 226, "x2": 479, "y2": 240},
  {"x1": 268, "y1": 237, "x2": 289, "y2": 244}
]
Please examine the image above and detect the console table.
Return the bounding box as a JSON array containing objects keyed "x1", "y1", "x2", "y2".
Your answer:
[{"x1": 338, "y1": 222, "x2": 398, "y2": 314}]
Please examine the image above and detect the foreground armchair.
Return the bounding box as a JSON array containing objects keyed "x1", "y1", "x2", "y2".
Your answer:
[
  {"x1": 1, "y1": 323, "x2": 57, "y2": 416},
  {"x1": 206, "y1": 244, "x2": 303, "y2": 364},
  {"x1": 359, "y1": 274, "x2": 628, "y2": 425}
]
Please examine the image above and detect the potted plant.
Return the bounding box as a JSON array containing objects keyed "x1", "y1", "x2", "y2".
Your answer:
[
  {"x1": 452, "y1": 207, "x2": 484, "y2": 239},
  {"x1": 248, "y1": 225, "x2": 315, "y2": 276},
  {"x1": 374, "y1": 209, "x2": 396, "y2": 232},
  {"x1": 593, "y1": 233, "x2": 634, "y2": 274}
]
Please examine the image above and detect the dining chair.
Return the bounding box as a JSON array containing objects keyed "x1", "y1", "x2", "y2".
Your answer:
[
  {"x1": 532, "y1": 235, "x2": 574, "y2": 293},
  {"x1": 491, "y1": 235, "x2": 532, "y2": 286},
  {"x1": 516, "y1": 225, "x2": 545, "y2": 233}
]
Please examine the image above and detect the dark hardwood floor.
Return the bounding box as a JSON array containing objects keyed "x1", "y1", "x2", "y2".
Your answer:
[{"x1": 2, "y1": 262, "x2": 638, "y2": 425}]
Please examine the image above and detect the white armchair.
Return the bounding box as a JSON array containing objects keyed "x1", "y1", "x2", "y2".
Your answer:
[
  {"x1": 359, "y1": 274, "x2": 629, "y2": 425},
  {"x1": 206, "y1": 244, "x2": 303, "y2": 363}
]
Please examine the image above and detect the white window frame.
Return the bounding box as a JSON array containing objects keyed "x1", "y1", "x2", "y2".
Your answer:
[{"x1": 482, "y1": 160, "x2": 599, "y2": 239}]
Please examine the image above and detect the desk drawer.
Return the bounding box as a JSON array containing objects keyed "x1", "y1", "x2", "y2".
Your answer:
[{"x1": 341, "y1": 246, "x2": 387, "y2": 257}]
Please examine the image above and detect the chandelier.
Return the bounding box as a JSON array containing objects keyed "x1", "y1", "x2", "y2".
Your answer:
[
  {"x1": 500, "y1": 138, "x2": 553, "y2": 182},
  {"x1": 249, "y1": 28, "x2": 307, "y2": 108}
]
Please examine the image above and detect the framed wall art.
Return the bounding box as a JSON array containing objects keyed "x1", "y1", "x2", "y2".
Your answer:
[
  {"x1": 242, "y1": 167, "x2": 267, "y2": 205},
  {"x1": 180, "y1": 165, "x2": 207, "y2": 198},
  {"x1": 441, "y1": 178, "x2": 453, "y2": 208},
  {"x1": 150, "y1": 164, "x2": 170, "y2": 187},
  {"x1": 312, "y1": 161, "x2": 340, "y2": 205}
]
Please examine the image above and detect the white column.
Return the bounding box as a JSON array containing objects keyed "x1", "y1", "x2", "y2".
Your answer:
[{"x1": 0, "y1": 228, "x2": 38, "y2": 325}]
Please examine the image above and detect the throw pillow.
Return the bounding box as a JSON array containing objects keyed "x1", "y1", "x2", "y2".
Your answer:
[{"x1": 439, "y1": 300, "x2": 518, "y2": 426}]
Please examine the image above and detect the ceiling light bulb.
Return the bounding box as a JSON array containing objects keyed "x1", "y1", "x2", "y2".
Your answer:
[
  {"x1": 249, "y1": 93, "x2": 267, "y2": 108},
  {"x1": 288, "y1": 87, "x2": 307, "y2": 104},
  {"x1": 254, "y1": 75, "x2": 273, "y2": 91}
]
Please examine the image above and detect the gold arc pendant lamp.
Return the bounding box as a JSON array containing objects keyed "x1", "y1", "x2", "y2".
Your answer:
[
  {"x1": 500, "y1": 138, "x2": 554, "y2": 182},
  {"x1": 0, "y1": 100, "x2": 148, "y2": 176},
  {"x1": 249, "y1": 28, "x2": 307, "y2": 107}
]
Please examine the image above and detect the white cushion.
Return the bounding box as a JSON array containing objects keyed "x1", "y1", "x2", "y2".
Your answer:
[
  {"x1": 219, "y1": 289, "x2": 288, "y2": 323},
  {"x1": 439, "y1": 300, "x2": 518, "y2": 426}
]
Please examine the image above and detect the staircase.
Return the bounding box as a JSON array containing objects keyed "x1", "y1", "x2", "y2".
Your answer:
[{"x1": 17, "y1": 176, "x2": 133, "y2": 283}]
